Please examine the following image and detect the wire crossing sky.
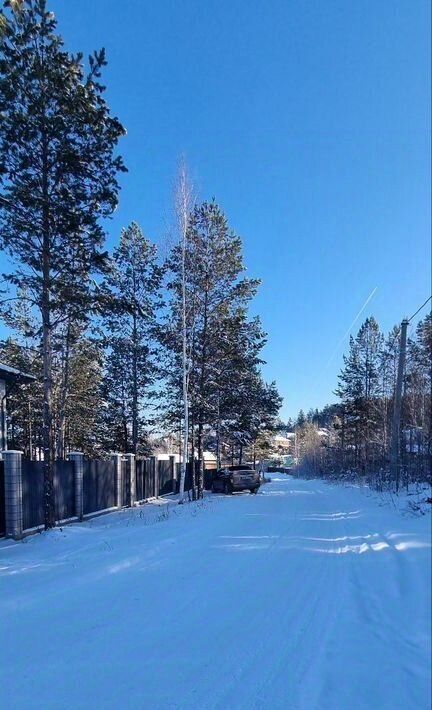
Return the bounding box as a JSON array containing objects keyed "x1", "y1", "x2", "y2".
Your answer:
[{"x1": 0, "y1": 0, "x2": 430, "y2": 419}]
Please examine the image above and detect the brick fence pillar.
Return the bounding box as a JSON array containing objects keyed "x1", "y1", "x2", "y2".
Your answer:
[
  {"x1": 112, "y1": 453, "x2": 123, "y2": 509},
  {"x1": 69, "y1": 451, "x2": 84, "y2": 521},
  {"x1": 2, "y1": 450, "x2": 23, "y2": 540},
  {"x1": 169, "y1": 455, "x2": 176, "y2": 494},
  {"x1": 125, "y1": 453, "x2": 136, "y2": 506}
]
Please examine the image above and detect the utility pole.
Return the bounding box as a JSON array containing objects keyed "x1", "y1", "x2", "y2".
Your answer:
[{"x1": 390, "y1": 318, "x2": 409, "y2": 491}]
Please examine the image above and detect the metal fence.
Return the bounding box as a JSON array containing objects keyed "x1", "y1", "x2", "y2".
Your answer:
[
  {"x1": 159, "y1": 459, "x2": 173, "y2": 495},
  {"x1": 22, "y1": 459, "x2": 75, "y2": 530},
  {"x1": 136, "y1": 458, "x2": 156, "y2": 501},
  {"x1": 83, "y1": 459, "x2": 117, "y2": 515},
  {"x1": 0, "y1": 454, "x2": 204, "y2": 539},
  {"x1": 136, "y1": 458, "x2": 176, "y2": 500}
]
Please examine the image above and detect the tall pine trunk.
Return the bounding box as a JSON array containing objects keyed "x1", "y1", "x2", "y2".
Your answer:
[
  {"x1": 196, "y1": 289, "x2": 209, "y2": 498},
  {"x1": 132, "y1": 309, "x2": 138, "y2": 454},
  {"x1": 28, "y1": 399, "x2": 33, "y2": 460},
  {"x1": 216, "y1": 391, "x2": 221, "y2": 469},
  {"x1": 57, "y1": 319, "x2": 72, "y2": 460},
  {"x1": 42, "y1": 131, "x2": 55, "y2": 530}
]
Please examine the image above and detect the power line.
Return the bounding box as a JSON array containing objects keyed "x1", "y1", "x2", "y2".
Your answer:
[
  {"x1": 408, "y1": 296, "x2": 431, "y2": 323},
  {"x1": 323, "y1": 287, "x2": 378, "y2": 370}
]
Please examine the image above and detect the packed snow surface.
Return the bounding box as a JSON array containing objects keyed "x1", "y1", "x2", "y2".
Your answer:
[{"x1": 1, "y1": 476, "x2": 431, "y2": 709}]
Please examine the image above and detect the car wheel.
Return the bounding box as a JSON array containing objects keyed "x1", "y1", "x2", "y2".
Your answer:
[
  {"x1": 224, "y1": 481, "x2": 232, "y2": 495},
  {"x1": 251, "y1": 487, "x2": 258, "y2": 494}
]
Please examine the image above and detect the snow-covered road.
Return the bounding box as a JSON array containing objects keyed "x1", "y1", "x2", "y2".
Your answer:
[{"x1": 1, "y1": 476, "x2": 430, "y2": 710}]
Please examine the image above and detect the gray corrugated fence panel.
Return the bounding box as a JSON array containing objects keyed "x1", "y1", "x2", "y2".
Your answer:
[
  {"x1": 136, "y1": 459, "x2": 147, "y2": 501},
  {"x1": 22, "y1": 459, "x2": 44, "y2": 530},
  {"x1": 145, "y1": 459, "x2": 156, "y2": 499},
  {"x1": 0, "y1": 460, "x2": 5, "y2": 536},
  {"x1": 83, "y1": 459, "x2": 116, "y2": 515},
  {"x1": 53, "y1": 460, "x2": 75, "y2": 521},
  {"x1": 83, "y1": 459, "x2": 96, "y2": 514},
  {"x1": 121, "y1": 458, "x2": 130, "y2": 507},
  {"x1": 158, "y1": 459, "x2": 173, "y2": 495},
  {"x1": 97, "y1": 460, "x2": 116, "y2": 511}
]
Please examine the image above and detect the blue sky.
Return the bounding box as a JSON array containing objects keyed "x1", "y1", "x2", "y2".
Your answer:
[{"x1": 2, "y1": 0, "x2": 431, "y2": 419}]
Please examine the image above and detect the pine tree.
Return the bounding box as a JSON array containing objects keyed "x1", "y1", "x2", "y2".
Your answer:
[
  {"x1": 186, "y1": 201, "x2": 260, "y2": 466},
  {"x1": 303, "y1": 315, "x2": 430, "y2": 487},
  {"x1": 335, "y1": 318, "x2": 383, "y2": 474},
  {"x1": 101, "y1": 224, "x2": 161, "y2": 454},
  {"x1": 61, "y1": 336, "x2": 104, "y2": 456},
  {"x1": 164, "y1": 199, "x2": 262, "y2": 496},
  {"x1": 223, "y1": 375, "x2": 282, "y2": 465},
  {"x1": 0, "y1": 0, "x2": 125, "y2": 527},
  {"x1": 403, "y1": 315, "x2": 431, "y2": 480},
  {"x1": 296, "y1": 410, "x2": 306, "y2": 427}
]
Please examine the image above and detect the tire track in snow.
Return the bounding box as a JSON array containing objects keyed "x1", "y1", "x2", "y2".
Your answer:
[
  {"x1": 207, "y1": 482, "x2": 350, "y2": 710},
  {"x1": 245, "y1": 485, "x2": 351, "y2": 710}
]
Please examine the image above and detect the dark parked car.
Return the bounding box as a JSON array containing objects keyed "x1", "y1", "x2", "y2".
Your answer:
[{"x1": 211, "y1": 465, "x2": 260, "y2": 495}]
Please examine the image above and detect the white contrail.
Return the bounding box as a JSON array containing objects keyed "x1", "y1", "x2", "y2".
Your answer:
[{"x1": 324, "y1": 287, "x2": 378, "y2": 369}]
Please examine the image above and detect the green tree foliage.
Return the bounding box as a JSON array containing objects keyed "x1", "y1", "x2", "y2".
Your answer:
[
  {"x1": 0, "y1": 0, "x2": 125, "y2": 526},
  {"x1": 296, "y1": 409, "x2": 306, "y2": 427},
  {"x1": 301, "y1": 315, "x2": 431, "y2": 489},
  {"x1": 164, "y1": 200, "x2": 282, "y2": 490},
  {"x1": 335, "y1": 317, "x2": 383, "y2": 469},
  {"x1": 101, "y1": 223, "x2": 161, "y2": 454},
  {"x1": 0, "y1": 3, "x2": 283, "y2": 514},
  {"x1": 0, "y1": 336, "x2": 42, "y2": 455}
]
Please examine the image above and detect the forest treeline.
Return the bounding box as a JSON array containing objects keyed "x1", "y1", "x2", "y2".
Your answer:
[
  {"x1": 0, "y1": 1, "x2": 281, "y2": 523},
  {"x1": 290, "y1": 315, "x2": 431, "y2": 490},
  {"x1": 0, "y1": 214, "x2": 281, "y2": 464}
]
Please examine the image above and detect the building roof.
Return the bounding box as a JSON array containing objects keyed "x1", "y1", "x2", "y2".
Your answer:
[{"x1": 0, "y1": 363, "x2": 36, "y2": 383}]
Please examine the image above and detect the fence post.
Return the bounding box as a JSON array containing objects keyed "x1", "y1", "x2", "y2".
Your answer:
[
  {"x1": 169, "y1": 455, "x2": 176, "y2": 494},
  {"x1": 2, "y1": 450, "x2": 23, "y2": 540},
  {"x1": 112, "y1": 453, "x2": 123, "y2": 509},
  {"x1": 126, "y1": 453, "x2": 136, "y2": 506},
  {"x1": 69, "y1": 451, "x2": 84, "y2": 521}
]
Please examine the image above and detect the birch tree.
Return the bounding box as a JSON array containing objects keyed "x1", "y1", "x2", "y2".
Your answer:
[{"x1": 175, "y1": 161, "x2": 195, "y2": 501}]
